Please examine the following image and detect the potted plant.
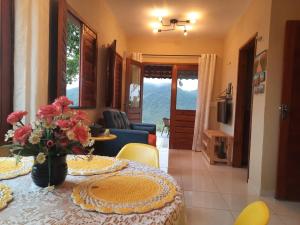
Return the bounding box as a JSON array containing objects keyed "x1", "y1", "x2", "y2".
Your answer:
[{"x1": 3, "y1": 96, "x2": 94, "y2": 187}]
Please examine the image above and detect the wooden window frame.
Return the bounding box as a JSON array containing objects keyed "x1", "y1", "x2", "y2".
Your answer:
[
  {"x1": 49, "y1": 0, "x2": 97, "y2": 108},
  {"x1": 0, "y1": 0, "x2": 14, "y2": 145},
  {"x1": 106, "y1": 40, "x2": 124, "y2": 110}
]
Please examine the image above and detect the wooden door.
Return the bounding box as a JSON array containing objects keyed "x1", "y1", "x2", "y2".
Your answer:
[
  {"x1": 276, "y1": 21, "x2": 300, "y2": 201},
  {"x1": 112, "y1": 53, "x2": 123, "y2": 109},
  {"x1": 80, "y1": 24, "x2": 97, "y2": 107},
  {"x1": 125, "y1": 59, "x2": 143, "y2": 123},
  {"x1": 106, "y1": 40, "x2": 116, "y2": 107},
  {"x1": 170, "y1": 64, "x2": 198, "y2": 150},
  {"x1": 48, "y1": 0, "x2": 68, "y2": 102},
  {"x1": 233, "y1": 36, "x2": 256, "y2": 168}
]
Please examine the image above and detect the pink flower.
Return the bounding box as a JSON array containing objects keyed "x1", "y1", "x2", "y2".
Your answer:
[
  {"x1": 47, "y1": 140, "x2": 54, "y2": 148},
  {"x1": 59, "y1": 138, "x2": 69, "y2": 147},
  {"x1": 13, "y1": 124, "x2": 32, "y2": 145},
  {"x1": 37, "y1": 105, "x2": 60, "y2": 119},
  {"x1": 72, "y1": 146, "x2": 84, "y2": 154},
  {"x1": 72, "y1": 110, "x2": 90, "y2": 123},
  {"x1": 53, "y1": 96, "x2": 73, "y2": 112},
  {"x1": 56, "y1": 120, "x2": 72, "y2": 130},
  {"x1": 72, "y1": 125, "x2": 89, "y2": 145},
  {"x1": 7, "y1": 111, "x2": 28, "y2": 125}
]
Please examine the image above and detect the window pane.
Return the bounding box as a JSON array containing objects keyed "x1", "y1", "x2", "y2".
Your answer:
[
  {"x1": 66, "y1": 16, "x2": 81, "y2": 107},
  {"x1": 142, "y1": 78, "x2": 171, "y2": 132},
  {"x1": 176, "y1": 78, "x2": 198, "y2": 110},
  {"x1": 128, "y1": 64, "x2": 141, "y2": 108}
]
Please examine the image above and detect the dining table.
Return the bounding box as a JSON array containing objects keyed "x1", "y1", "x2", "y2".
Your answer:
[{"x1": 0, "y1": 156, "x2": 186, "y2": 225}]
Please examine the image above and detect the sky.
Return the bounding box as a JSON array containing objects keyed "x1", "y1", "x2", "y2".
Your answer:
[
  {"x1": 144, "y1": 78, "x2": 198, "y2": 91},
  {"x1": 67, "y1": 77, "x2": 199, "y2": 91}
]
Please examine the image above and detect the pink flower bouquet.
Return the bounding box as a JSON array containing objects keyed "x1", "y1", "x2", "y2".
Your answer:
[{"x1": 4, "y1": 96, "x2": 94, "y2": 163}]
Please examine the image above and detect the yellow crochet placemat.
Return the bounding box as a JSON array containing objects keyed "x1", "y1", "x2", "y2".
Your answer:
[
  {"x1": 0, "y1": 157, "x2": 33, "y2": 180},
  {"x1": 67, "y1": 155, "x2": 128, "y2": 176},
  {"x1": 0, "y1": 183, "x2": 13, "y2": 210},
  {"x1": 72, "y1": 171, "x2": 178, "y2": 214}
]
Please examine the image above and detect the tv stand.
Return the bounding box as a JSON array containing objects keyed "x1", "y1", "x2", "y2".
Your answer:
[{"x1": 202, "y1": 130, "x2": 233, "y2": 165}]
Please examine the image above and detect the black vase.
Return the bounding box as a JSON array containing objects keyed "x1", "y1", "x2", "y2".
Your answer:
[{"x1": 31, "y1": 154, "x2": 68, "y2": 187}]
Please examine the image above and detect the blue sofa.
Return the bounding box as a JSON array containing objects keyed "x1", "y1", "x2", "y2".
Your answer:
[{"x1": 94, "y1": 110, "x2": 156, "y2": 156}]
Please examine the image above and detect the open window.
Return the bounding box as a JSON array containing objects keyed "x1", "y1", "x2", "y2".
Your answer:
[
  {"x1": 66, "y1": 14, "x2": 81, "y2": 106},
  {"x1": 125, "y1": 59, "x2": 143, "y2": 122},
  {"x1": 49, "y1": 0, "x2": 97, "y2": 108},
  {"x1": 175, "y1": 69, "x2": 198, "y2": 110}
]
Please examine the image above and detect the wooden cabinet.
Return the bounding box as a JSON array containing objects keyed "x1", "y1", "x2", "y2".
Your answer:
[{"x1": 202, "y1": 130, "x2": 233, "y2": 165}]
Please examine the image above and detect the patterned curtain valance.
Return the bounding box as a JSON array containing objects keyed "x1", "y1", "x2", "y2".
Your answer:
[
  {"x1": 144, "y1": 65, "x2": 198, "y2": 79},
  {"x1": 177, "y1": 70, "x2": 198, "y2": 79},
  {"x1": 144, "y1": 65, "x2": 173, "y2": 79}
]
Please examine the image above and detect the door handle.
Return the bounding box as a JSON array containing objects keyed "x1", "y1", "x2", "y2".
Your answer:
[{"x1": 279, "y1": 104, "x2": 289, "y2": 120}]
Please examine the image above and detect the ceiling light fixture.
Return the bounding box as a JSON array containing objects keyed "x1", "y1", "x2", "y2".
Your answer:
[
  {"x1": 153, "y1": 18, "x2": 192, "y2": 35},
  {"x1": 151, "y1": 10, "x2": 198, "y2": 36},
  {"x1": 187, "y1": 12, "x2": 200, "y2": 24},
  {"x1": 184, "y1": 28, "x2": 188, "y2": 36}
]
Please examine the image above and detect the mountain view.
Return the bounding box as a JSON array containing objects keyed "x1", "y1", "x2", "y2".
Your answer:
[
  {"x1": 66, "y1": 87, "x2": 79, "y2": 106},
  {"x1": 66, "y1": 80, "x2": 198, "y2": 131},
  {"x1": 142, "y1": 80, "x2": 197, "y2": 130}
]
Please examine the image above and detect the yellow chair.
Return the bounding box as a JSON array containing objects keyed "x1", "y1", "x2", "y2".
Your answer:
[
  {"x1": 234, "y1": 201, "x2": 270, "y2": 225},
  {"x1": 116, "y1": 143, "x2": 160, "y2": 168}
]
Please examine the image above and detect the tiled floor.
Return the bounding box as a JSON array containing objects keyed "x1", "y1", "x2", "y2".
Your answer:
[{"x1": 157, "y1": 138, "x2": 300, "y2": 225}]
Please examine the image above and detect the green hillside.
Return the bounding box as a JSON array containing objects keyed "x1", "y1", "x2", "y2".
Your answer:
[
  {"x1": 66, "y1": 87, "x2": 79, "y2": 106},
  {"x1": 66, "y1": 83, "x2": 197, "y2": 130},
  {"x1": 142, "y1": 82, "x2": 197, "y2": 130}
]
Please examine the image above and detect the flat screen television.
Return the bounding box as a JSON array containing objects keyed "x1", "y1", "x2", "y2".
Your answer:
[{"x1": 217, "y1": 100, "x2": 231, "y2": 124}]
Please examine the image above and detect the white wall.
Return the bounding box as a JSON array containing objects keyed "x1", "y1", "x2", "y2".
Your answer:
[
  {"x1": 219, "y1": 0, "x2": 272, "y2": 194},
  {"x1": 221, "y1": 0, "x2": 300, "y2": 195},
  {"x1": 260, "y1": 0, "x2": 300, "y2": 195}
]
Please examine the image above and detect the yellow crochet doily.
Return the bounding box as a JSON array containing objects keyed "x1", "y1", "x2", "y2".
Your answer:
[
  {"x1": 0, "y1": 157, "x2": 33, "y2": 180},
  {"x1": 67, "y1": 155, "x2": 128, "y2": 176},
  {"x1": 72, "y1": 171, "x2": 178, "y2": 214},
  {"x1": 0, "y1": 183, "x2": 13, "y2": 210}
]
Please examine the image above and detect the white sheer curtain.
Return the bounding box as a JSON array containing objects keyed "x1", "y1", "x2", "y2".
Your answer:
[
  {"x1": 192, "y1": 54, "x2": 216, "y2": 151},
  {"x1": 14, "y1": 0, "x2": 49, "y2": 122}
]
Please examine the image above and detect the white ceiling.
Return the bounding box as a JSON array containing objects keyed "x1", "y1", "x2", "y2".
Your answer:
[{"x1": 106, "y1": 0, "x2": 252, "y2": 38}]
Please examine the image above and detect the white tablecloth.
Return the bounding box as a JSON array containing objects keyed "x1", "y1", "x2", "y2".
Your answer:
[{"x1": 0, "y1": 161, "x2": 186, "y2": 225}]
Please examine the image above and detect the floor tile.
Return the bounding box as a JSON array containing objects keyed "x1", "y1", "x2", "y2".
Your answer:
[
  {"x1": 184, "y1": 191, "x2": 229, "y2": 210},
  {"x1": 186, "y1": 207, "x2": 234, "y2": 225},
  {"x1": 163, "y1": 149, "x2": 300, "y2": 225},
  {"x1": 212, "y1": 175, "x2": 257, "y2": 195},
  {"x1": 181, "y1": 170, "x2": 219, "y2": 192},
  {"x1": 167, "y1": 167, "x2": 183, "y2": 186},
  {"x1": 278, "y1": 215, "x2": 300, "y2": 225},
  {"x1": 231, "y1": 211, "x2": 286, "y2": 225},
  {"x1": 268, "y1": 199, "x2": 300, "y2": 218},
  {"x1": 222, "y1": 194, "x2": 271, "y2": 212}
]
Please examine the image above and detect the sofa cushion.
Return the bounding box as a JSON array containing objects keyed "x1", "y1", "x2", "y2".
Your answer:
[
  {"x1": 148, "y1": 134, "x2": 157, "y2": 147},
  {"x1": 120, "y1": 111, "x2": 131, "y2": 129},
  {"x1": 103, "y1": 111, "x2": 125, "y2": 129}
]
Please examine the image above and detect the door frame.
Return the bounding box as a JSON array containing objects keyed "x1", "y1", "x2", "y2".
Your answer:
[
  {"x1": 233, "y1": 34, "x2": 257, "y2": 168},
  {"x1": 170, "y1": 64, "x2": 198, "y2": 149},
  {"x1": 276, "y1": 21, "x2": 300, "y2": 200},
  {"x1": 125, "y1": 58, "x2": 143, "y2": 122},
  {"x1": 0, "y1": 0, "x2": 14, "y2": 145},
  {"x1": 140, "y1": 62, "x2": 198, "y2": 148}
]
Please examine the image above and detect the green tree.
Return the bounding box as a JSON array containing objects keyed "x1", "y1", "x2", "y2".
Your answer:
[{"x1": 66, "y1": 20, "x2": 80, "y2": 85}]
